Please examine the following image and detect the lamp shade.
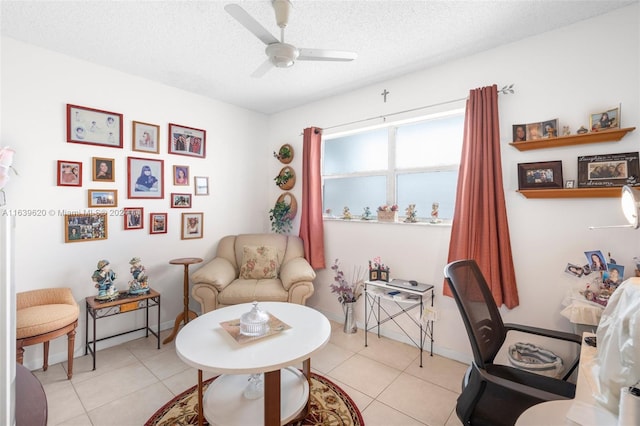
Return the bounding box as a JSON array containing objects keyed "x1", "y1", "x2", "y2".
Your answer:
[{"x1": 621, "y1": 185, "x2": 640, "y2": 229}]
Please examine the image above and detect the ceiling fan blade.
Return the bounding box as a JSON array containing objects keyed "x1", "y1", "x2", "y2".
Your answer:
[
  {"x1": 298, "y1": 48, "x2": 357, "y2": 62},
  {"x1": 251, "y1": 59, "x2": 274, "y2": 78},
  {"x1": 225, "y1": 3, "x2": 279, "y2": 46}
]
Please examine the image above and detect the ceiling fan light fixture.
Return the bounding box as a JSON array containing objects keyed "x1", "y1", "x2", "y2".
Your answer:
[
  {"x1": 266, "y1": 43, "x2": 299, "y2": 68},
  {"x1": 272, "y1": 0, "x2": 292, "y2": 28}
]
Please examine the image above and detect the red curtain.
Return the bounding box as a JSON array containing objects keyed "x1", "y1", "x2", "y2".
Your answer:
[
  {"x1": 444, "y1": 85, "x2": 519, "y2": 309},
  {"x1": 299, "y1": 127, "x2": 326, "y2": 269}
]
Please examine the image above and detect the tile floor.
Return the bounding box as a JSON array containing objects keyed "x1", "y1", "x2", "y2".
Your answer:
[{"x1": 34, "y1": 320, "x2": 467, "y2": 425}]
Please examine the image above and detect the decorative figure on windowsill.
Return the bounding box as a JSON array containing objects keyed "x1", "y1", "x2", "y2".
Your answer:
[
  {"x1": 128, "y1": 257, "x2": 150, "y2": 295},
  {"x1": 361, "y1": 206, "x2": 373, "y2": 220},
  {"x1": 92, "y1": 259, "x2": 118, "y2": 300},
  {"x1": 404, "y1": 204, "x2": 418, "y2": 223},
  {"x1": 342, "y1": 206, "x2": 352, "y2": 220},
  {"x1": 430, "y1": 202, "x2": 442, "y2": 224}
]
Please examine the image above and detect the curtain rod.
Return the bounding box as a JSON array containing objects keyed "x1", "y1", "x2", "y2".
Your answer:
[{"x1": 314, "y1": 84, "x2": 515, "y2": 133}]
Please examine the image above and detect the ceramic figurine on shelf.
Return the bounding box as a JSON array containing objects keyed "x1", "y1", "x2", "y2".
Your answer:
[
  {"x1": 577, "y1": 126, "x2": 589, "y2": 134},
  {"x1": 92, "y1": 259, "x2": 118, "y2": 300},
  {"x1": 562, "y1": 126, "x2": 571, "y2": 136},
  {"x1": 430, "y1": 202, "x2": 442, "y2": 224},
  {"x1": 342, "y1": 206, "x2": 352, "y2": 220},
  {"x1": 128, "y1": 257, "x2": 150, "y2": 295},
  {"x1": 404, "y1": 204, "x2": 418, "y2": 223},
  {"x1": 361, "y1": 206, "x2": 373, "y2": 220}
]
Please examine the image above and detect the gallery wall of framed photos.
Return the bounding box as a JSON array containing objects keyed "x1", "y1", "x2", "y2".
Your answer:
[
  {"x1": 510, "y1": 105, "x2": 637, "y2": 199},
  {"x1": 61, "y1": 103, "x2": 209, "y2": 243}
]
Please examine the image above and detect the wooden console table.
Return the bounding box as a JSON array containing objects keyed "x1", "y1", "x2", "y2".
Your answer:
[
  {"x1": 85, "y1": 289, "x2": 160, "y2": 370},
  {"x1": 163, "y1": 257, "x2": 203, "y2": 344}
]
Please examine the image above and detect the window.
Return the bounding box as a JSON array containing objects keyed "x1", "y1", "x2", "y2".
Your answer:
[{"x1": 322, "y1": 110, "x2": 464, "y2": 220}]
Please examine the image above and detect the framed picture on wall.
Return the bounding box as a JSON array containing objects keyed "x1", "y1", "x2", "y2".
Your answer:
[
  {"x1": 171, "y1": 193, "x2": 192, "y2": 208},
  {"x1": 92, "y1": 157, "x2": 114, "y2": 182},
  {"x1": 66, "y1": 104, "x2": 123, "y2": 148},
  {"x1": 173, "y1": 165, "x2": 189, "y2": 185},
  {"x1": 168, "y1": 123, "x2": 206, "y2": 158},
  {"x1": 132, "y1": 121, "x2": 160, "y2": 154},
  {"x1": 577, "y1": 151, "x2": 639, "y2": 188},
  {"x1": 127, "y1": 156, "x2": 164, "y2": 199},
  {"x1": 517, "y1": 161, "x2": 563, "y2": 190},
  {"x1": 57, "y1": 160, "x2": 82, "y2": 186},
  {"x1": 150, "y1": 212, "x2": 167, "y2": 234},
  {"x1": 64, "y1": 212, "x2": 107, "y2": 243},
  {"x1": 194, "y1": 176, "x2": 209, "y2": 195},
  {"x1": 181, "y1": 212, "x2": 203, "y2": 239},
  {"x1": 88, "y1": 189, "x2": 118, "y2": 208},
  {"x1": 123, "y1": 207, "x2": 144, "y2": 230}
]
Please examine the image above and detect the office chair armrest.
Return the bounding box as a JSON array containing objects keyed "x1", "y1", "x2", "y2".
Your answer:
[
  {"x1": 475, "y1": 365, "x2": 575, "y2": 401},
  {"x1": 504, "y1": 323, "x2": 582, "y2": 344}
]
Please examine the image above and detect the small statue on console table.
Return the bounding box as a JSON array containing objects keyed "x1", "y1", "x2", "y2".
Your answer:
[
  {"x1": 128, "y1": 257, "x2": 150, "y2": 295},
  {"x1": 92, "y1": 259, "x2": 118, "y2": 300}
]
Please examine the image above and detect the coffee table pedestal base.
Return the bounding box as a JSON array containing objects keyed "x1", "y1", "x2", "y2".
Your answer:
[{"x1": 203, "y1": 367, "x2": 309, "y2": 426}]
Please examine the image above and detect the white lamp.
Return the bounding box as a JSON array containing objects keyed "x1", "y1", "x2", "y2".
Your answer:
[{"x1": 621, "y1": 185, "x2": 640, "y2": 229}]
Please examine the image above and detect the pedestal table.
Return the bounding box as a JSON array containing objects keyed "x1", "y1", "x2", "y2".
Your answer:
[{"x1": 163, "y1": 257, "x2": 202, "y2": 344}]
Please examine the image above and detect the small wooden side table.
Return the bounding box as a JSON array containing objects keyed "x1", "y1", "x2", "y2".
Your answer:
[{"x1": 163, "y1": 257, "x2": 203, "y2": 344}]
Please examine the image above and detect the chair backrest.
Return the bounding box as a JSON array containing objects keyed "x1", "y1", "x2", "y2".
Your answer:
[{"x1": 444, "y1": 259, "x2": 507, "y2": 368}]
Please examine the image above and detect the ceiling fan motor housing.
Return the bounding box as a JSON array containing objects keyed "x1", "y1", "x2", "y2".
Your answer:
[{"x1": 266, "y1": 43, "x2": 299, "y2": 67}]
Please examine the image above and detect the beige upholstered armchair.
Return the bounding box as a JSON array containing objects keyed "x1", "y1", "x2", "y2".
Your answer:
[{"x1": 191, "y1": 234, "x2": 316, "y2": 313}]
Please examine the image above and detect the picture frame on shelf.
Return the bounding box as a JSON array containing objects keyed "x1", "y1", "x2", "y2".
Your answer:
[
  {"x1": 512, "y1": 124, "x2": 526, "y2": 142},
  {"x1": 168, "y1": 123, "x2": 206, "y2": 158},
  {"x1": 123, "y1": 207, "x2": 144, "y2": 230},
  {"x1": 92, "y1": 157, "x2": 114, "y2": 182},
  {"x1": 181, "y1": 212, "x2": 203, "y2": 239},
  {"x1": 565, "y1": 180, "x2": 575, "y2": 189},
  {"x1": 542, "y1": 119, "x2": 558, "y2": 138},
  {"x1": 127, "y1": 156, "x2": 164, "y2": 199},
  {"x1": 590, "y1": 107, "x2": 620, "y2": 132},
  {"x1": 577, "y1": 152, "x2": 639, "y2": 188},
  {"x1": 171, "y1": 193, "x2": 192, "y2": 208},
  {"x1": 64, "y1": 212, "x2": 107, "y2": 243},
  {"x1": 88, "y1": 189, "x2": 118, "y2": 208},
  {"x1": 173, "y1": 165, "x2": 189, "y2": 185},
  {"x1": 194, "y1": 176, "x2": 209, "y2": 195},
  {"x1": 517, "y1": 161, "x2": 563, "y2": 190},
  {"x1": 150, "y1": 212, "x2": 167, "y2": 234},
  {"x1": 66, "y1": 104, "x2": 123, "y2": 148},
  {"x1": 526, "y1": 122, "x2": 543, "y2": 141},
  {"x1": 57, "y1": 160, "x2": 82, "y2": 186},
  {"x1": 132, "y1": 121, "x2": 160, "y2": 154}
]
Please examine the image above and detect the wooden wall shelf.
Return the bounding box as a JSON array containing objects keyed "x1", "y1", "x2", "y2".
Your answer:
[
  {"x1": 509, "y1": 127, "x2": 635, "y2": 151},
  {"x1": 517, "y1": 187, "x2": 623, "y2": 199}
]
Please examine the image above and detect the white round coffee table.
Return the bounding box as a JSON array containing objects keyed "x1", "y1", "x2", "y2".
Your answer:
[{"x1": 176, "y1": 302, "x2": 331, "y2": 426}]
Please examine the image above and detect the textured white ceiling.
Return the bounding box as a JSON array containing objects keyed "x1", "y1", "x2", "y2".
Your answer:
[{"x1": 1, "y1": 1, "x2": 636, "y2": 114}]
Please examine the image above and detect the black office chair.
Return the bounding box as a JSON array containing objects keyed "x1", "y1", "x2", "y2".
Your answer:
[{"x1": 444, "y1": 259, "x2": 582, "y2": 426}]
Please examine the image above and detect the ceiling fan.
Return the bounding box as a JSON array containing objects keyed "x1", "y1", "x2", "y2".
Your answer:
[{"x1": 225, "y1": 0, "x2": 357, "y2": 77}]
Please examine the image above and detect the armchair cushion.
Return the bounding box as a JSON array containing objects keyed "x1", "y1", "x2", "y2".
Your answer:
[
  {"x1": 239, "y1": 245, "x2": 280, "y2": 280},
  {"x1": 191, "y1": 257, "x2": 236, "y2": 292},
  {"x1": 280, "y1": 257, "x2": 317, "y2": 291}
]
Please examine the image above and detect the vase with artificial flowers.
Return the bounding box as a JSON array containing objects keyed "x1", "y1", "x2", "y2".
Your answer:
[{"x1": 330, "y1": 259, "x2": 365, "y2": 333}]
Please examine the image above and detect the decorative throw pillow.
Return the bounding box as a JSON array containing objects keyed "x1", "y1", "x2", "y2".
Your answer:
[{"x1": 239, "y1": 245, "x2": 280, "y2": 280}]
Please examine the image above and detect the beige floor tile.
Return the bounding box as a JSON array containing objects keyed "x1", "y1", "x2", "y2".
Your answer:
[
  {"x1": 322, "y1": 375, "x2": 374, "y2": 413},
  {"x1": 42, "y1": 379, "x2": 86, "y2": 426},
  {"x1": 141, "y1": 345, "x2": 191, "y2": 380},
  {"x1": 32, "y1": 362, "x2": 68, "y2": 385},
  {"x1": 73, "y1": 362, "x2": 159, "y2": 411},
  {"x1": 329, "y1": 353, "x2": 401, "y2": 398},
  {"x1": 87, "y1": 381, "x2": 173, "y2": 426},
  {"x1": 362, "y1": 400, "x2": 426, "y2": 425},
  {"x1": 68, "y1": 346, "x2": 139, "y2": 384},
  {"x1": 377, "y1": 372, "x2": 458, "y2": 426},
  {"x1": 311, "y1": 341, "x2": 356, "y2": 374},
  {"x1": 405, "y1": 353, "x2": 468, "y2": 393},
  {"x1": 56, "y1": 412, "x2": 93, "y2": 426},
  {"x1": 360, "y1": 332, "x2": 420, "y2": 370},
  {"x1": 329, "y1": 325, "x2": 367, "y2": 353},
  {"x1": 161, "y1": 367, "x2": 217, "y2": 396},
  {"x1": 446, "y1": 410, "x2": 464, "y2": 426}
]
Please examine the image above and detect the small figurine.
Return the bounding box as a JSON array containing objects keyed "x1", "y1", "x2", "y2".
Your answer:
[
  {"x1": 342, "y1": 206, "x2": 352, "y2": 220},
  {"x1": 92, "y1": 259, "x2": 118, "y2": 300},
  {"x1": 562, "y1": 126, "x2": 571, "y2": 136},
  {"x1": 404, "y1": 204, "x2": 418, "y2": 223},
  {"x1": 361, "y1": 206, "x2": 373, "y2": 220},
  {"x1": 128, "y1": 257, "x2": 150, "y2": 294},
  {"x1": 430, "y1": 202, "x2": 442, "y2": 224},
  {"x1": 577, "y1": 126, "x2": 589, "y2": 134}
]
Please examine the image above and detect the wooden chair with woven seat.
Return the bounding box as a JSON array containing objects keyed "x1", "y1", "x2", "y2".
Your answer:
[{"x1": 16, "y1": 287, "x2": 79, "y2": 379}]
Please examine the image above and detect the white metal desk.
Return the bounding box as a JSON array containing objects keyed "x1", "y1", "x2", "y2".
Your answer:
[{"x1": 364, "y1": 279, "x2": 434, "y2": 367}]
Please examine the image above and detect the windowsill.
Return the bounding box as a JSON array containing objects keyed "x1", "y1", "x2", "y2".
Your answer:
[{"x1": 323, "y1": 217, "x2": 452, "y2": 227}]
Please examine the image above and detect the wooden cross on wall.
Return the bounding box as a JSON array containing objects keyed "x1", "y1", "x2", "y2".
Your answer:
[{"x1": 381, "y1": 89, "x2": 389, "y2": 102}]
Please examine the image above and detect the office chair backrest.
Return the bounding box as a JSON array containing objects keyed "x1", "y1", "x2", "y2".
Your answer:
[{"x1": 444, "y1": 259, "x2": 507, "y2": 368}]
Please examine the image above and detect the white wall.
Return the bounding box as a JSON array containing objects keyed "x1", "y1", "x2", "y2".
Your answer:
[
  {"x1": 1, "y1": 37, "x2": 271, "y2": 369},
  {"x1": 269, "y1": 5, "x2": 640, "y2": 363}
]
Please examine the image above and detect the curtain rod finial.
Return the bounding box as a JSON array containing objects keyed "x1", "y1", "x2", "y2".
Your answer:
[{"x1": 498, "y1": 84, "x2": 515, "y2": 95}]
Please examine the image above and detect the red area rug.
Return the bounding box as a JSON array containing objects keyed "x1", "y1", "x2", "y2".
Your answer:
[{"x1": 146, "y1": 372, "x2": 364, "y2": 425}]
